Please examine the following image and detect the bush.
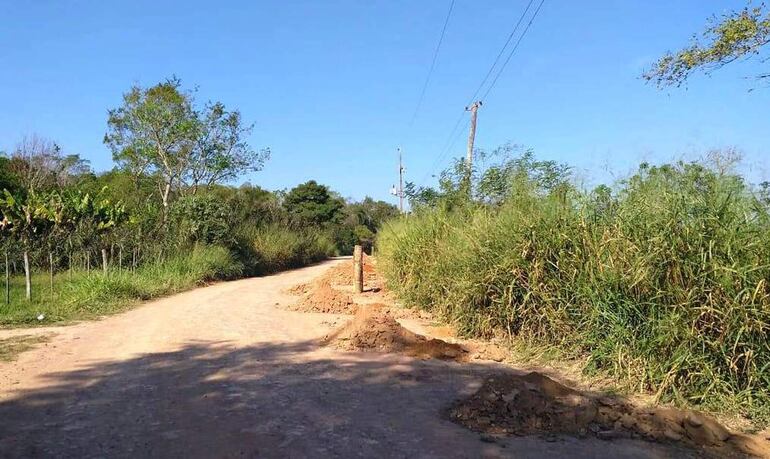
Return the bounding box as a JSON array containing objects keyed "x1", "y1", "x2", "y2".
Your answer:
[
  {"x1": 377, "y1": 161, "x2": 770, "y2": 425},
  {"x1": 235, "y1": 224, "x2": 336, "y2": 275}
]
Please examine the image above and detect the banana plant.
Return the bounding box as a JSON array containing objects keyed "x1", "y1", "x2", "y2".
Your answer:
[{"x1": 0, "y1": 190, "x2": 59, "y2": 300}]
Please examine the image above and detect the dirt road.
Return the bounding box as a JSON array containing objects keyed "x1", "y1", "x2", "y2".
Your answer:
[{"x1": 0, "y1": 259, "x2": 693, "y2": 458}]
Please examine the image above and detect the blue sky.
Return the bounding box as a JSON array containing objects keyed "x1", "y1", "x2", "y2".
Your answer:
[{"x1": 1, "y1": 1, "x2": 769, "y2": 203}]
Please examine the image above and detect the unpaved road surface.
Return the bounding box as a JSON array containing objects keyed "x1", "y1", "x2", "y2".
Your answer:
[{"x1": 0, "y1": 259, "x2": 693, "y2": 458}]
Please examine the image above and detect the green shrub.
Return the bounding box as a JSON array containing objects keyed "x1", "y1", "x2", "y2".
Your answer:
[
  {"x1": 378, "y1": 161, "x2": 770, "y2": 425},
  {"x1": 235, "y1": 224, "x2": 335, "y2": 275}
]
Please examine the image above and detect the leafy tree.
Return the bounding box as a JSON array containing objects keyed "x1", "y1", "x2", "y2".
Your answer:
[
  {"x1": 169, "y1": 194, "x2": 231, "y2": 246},
  {"x1": 104, "y1": 77, "x2": 266, "y2": 220},
  {"x1": 0, "y1": 156, "x2": 22, "y2": 195},
  {"x1": 644, "y1": 4, "x2": 770, "y2": 87},
  {"x1": 104, "y1": 78, "x2": 199, "y2": 217},
  {"x1": 345, "y1": 197, "x2": 400, "y2": 233},
  {"x1": 187, "y1": 102, "x2": 269, "y2": 193},
  {"x1": 283, "y1": 180, "x2": 344, "y2": 226},
  {"x1": 405, "y1": 146, "x2": 571, "y2": 210}
]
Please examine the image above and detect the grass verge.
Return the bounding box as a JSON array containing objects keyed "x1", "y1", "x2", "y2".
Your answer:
[{"x1": 0, "y1": 245, "x2": 242, "y2": 327}]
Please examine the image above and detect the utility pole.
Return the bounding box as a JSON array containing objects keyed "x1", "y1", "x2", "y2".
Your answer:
[
  {"x1": 391, "y1": 148, "x2": 405, "y2": 213},
  {"x1": 465, "y1": 101, "x2": 482, "y2": 192},
  {"x1": 398, "y1": 147, "x2": 404, "y2": 213}
]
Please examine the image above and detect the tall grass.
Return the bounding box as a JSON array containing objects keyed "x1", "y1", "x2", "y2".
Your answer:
[
  {"x1": 378, "y1": 161, "x2": 770, "y2": 425},
  {"x1": 1, "y1": 225, "x2": 336, "y2": 327},
  {"x1": 236, "y1": 224, "x2": 336, "y2": 275},
  {"x1": 1, "y1": 245, "x2": 242, "y2": 326}
]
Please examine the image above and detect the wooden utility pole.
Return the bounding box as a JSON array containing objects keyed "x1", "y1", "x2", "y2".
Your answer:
[
  {"x1": 353, "y1": 245, "x2": 364, "y2": 293},
  {"x1": 398, "y1": 147, "x2": 404, "y2": 213},
  {"x1": 465, "y1": 101, "x2": 482, "y2": 191}
]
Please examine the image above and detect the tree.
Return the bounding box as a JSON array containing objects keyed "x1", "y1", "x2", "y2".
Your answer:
[
  {"x1": 644, "y1": 4, "x2": 770, "y2": 87},
  {"x1": 283, "y1": 180, "x2": 343, "y2": 226},
  {"x1": 104, "y1": 77, "x2": 266, "y2": 220},
  {"x1": 186, "y1": 102, "x2": 269, "y2": 193},
  {"x1": 345, "y1": 197, "x2": 400, "y2": 233},
  {"x1": 104, "y1": 78, "x2": 199, "y2": 218},
  {"x1": 0, "y1": 190, "x2": 59, "y2": 300},
  {"x1": 8, "y1": 134, "x2": 90, "y2": 195},
  {"x1": 169, "y1": 194, "x2": 231, "y2": 246},
  {"x1": 0, "y1": 156, "x2": 22, "y2": 195}
]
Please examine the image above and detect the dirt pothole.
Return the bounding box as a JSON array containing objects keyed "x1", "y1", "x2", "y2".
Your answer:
[
  {"x1": 447, "y1": 372, "x2": 768, "y2": 457},
  {"x1": 322, "y1": 305, "x2": 468, "y2": 361}
]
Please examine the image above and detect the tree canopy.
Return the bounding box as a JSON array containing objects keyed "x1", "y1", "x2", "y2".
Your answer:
[
  {"x1": 104, "y1": 77, "x2": 268, "y2": 217},
  {"x1": 283, "y1": 180, "x2": 344, "y2": 226}
]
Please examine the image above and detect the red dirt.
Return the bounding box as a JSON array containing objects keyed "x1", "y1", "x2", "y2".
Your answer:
[
  {"x1": 447, "y1": 372, "x2": 768, "y2": 458},
  {"x1": 323, "y1": 305, "x2": 468, "y2": 361},
  {"x1": 286, "y1": 282, "x2": 312, "y2": 296},
  {"x1": 290, "y1": 282, "x2": 357, "y2": 315},
  {"x1": 320, "y1": 258, "x2": 382, "y2": 289}
]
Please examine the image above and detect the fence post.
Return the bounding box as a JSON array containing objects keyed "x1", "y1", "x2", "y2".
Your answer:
[
  {"x1": 353, "y1": 245, "x2": 364, "y2": 293},
  {"x1": 23, "y1": 251, "x2": 31, "y2": 301},
  {"x1": 4, "y1": 252, "x2": 9, "y2": 305},
  {"x1": 49, "y1": 252, "x2": 54, "y2": 299},
  {"x1": 101, "y1": 248, "x2": 108, "y2": 274}
]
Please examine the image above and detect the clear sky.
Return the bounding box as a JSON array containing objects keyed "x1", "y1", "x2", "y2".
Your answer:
[{"x1": 2, "y1": 1, "x2": 769, "y2": 203}]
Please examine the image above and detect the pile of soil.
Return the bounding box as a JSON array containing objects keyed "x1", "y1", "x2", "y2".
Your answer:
[
  {"x1": 321, "y1": 259, "x2": 382, "y2": 290},
  {"x1": 447, "y1": 372, "x2": 768, "y2": 457},
  {"x1": 290, "y1": 282, "x2": 358, "y2": 315},
  {"x1": 323, "y1": 306, "x2": 467, "y2": 361}
]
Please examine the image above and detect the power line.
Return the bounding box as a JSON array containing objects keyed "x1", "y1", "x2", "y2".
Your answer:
[
  {"x1": 397, "y1": 0, "x2": 455, "y2": 196},
  {"x1": 418, "y1": 0, "x2": 546, "y2": 187},
  {"x1": 404, "y1": 0, "x2": 456, "y2": 134},
  {"x1": 481, "y1": 0, "x2": 546, "y2": 101},
  {"x1": 465, "y1": 0, "x2": 535, "y2": 106}
]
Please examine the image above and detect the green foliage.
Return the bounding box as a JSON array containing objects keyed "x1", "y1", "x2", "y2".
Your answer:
[
  {"x1": 0, "y1": 156, "x2": 22, "y2": 196},
  {"x1": 645, "y1": 4, "x2": 770, "y2": 87},
  {"x1": 235, "y1": 224, "x2": 335, "y2": 275},
  {"x1": 104, "y1": 77, "x2": 267, "y2": 213},
  {"x1": 378, "y1": 154, "x2": 770, "y2": 426},
  {"x1": 169, "y1": 194, "x2": 231, "y2": 246},
  {"x1": 283, "y1": 180, "x2": 344, "y2": 226}
]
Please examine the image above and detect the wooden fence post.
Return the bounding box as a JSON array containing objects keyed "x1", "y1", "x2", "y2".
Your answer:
[
  {"x1": 49, "y1": 252, "x2": 54, "y2": 299},
  {"x1": 4, "y1": 252, "x2": 9, "y2": 305},
  {"x1": 101, "y1": 248, "x2": 108, "y2": 274},
  {"x1": 23, "y1": 251, "x2": 31, "y2": 301},
  {"x1": 353, "y1": 245, "x2": 364, "y2": 293}
]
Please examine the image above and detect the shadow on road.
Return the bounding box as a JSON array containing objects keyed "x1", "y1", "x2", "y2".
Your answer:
[{"x1": 0, "y1": 340, "x2": 694, "y2": 458}]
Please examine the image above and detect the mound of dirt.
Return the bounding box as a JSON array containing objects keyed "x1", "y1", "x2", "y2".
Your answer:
[
  {"x1": 323, "y1": 306, "x2": 467, "y2": 361},
  {"x1": 321, "y1": 260, "x2": 382, "y2": 289},
  {"x1": 290, "y1": 282, "x2": 357, "y2": 315},
  {"x1": 447, "y1": 372, "x2": 768, "y2": 457}
]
